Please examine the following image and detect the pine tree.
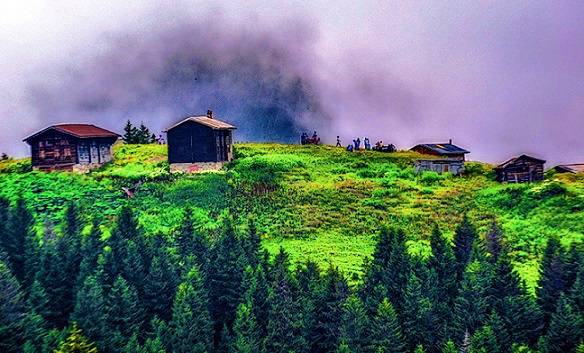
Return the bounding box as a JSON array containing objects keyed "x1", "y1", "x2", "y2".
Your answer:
[
  {"x1": 453, "y1": 261, "x2": 490, "y2": 341},
  {"x1": 6, "y1": 198, "x2": 34, "y2": 283},
  {"x1": 0, "y1": 261, "x2": 25, "y2": 353},
  {"x1": 27, "y1": 279, "x2": 50, "y2": 321},
  {"x1": 264, "y1": 275, "x2": 305, "y2": 353},
  {"x1": 143, "y1": 254, "x2": 178, "y2": 323},
  {"x1": 244, "y1": 218, "x2": 261, "y2": 267},
  {"x1": 428, "y1": 226, "x2": 458, "y2": 346},
  {"x1": 77, "y1": 219, "x2": 103, "y2": 287},
  {"x1": 312, "y1": 264, "x2": 349, "y2": 353},
  {"x1": 138, "y1": 123, "x2": 151, "y2": 144},
  {"x1": 22, "y1": 310, "x2": 47, "y2": 352},
  {"x1": 230, "y1": 302, "x2": 261, "y2": 353},
  {"x1": 485, "y1": 221, "x2": 503, "y2": 263},
  {"x1": 503, "y1": 294, "x2": 543, "y2": 347},
  {"x1": 539, "y1": 294, "x2": 583, "y2": 353},
  {"x1": 336, "y1": 341, "x2": 353, "y2": 353},
  {"x1": 71, "y1": 275, "x2": 108, "y2": 350},
  {"x1": 442, "y1": 340, "x2": 457, "y2": 353},
  {"x1": 169, "y1": 267, "x2": 213, "y2": 353},
  {"x1": 453, "y1": 215, "x2": 477, "y2": 277},
  {"x1": 470, "y1": 325, "x2": 500, "y2": 353},
  {"x1": 122, "y1": 239, "x2": 146, "y2": 295},
  {"x1": 369, "y1": 298, "x2": 406, "y2": 353},
  {"x1": 338, "y1": 295, "x2": 368, "y2": 353},
  {"x1": 402, "y1": 271, "x2": 437, "y2": 353},
  {"x1": 54, "y1": 323, "x2": 98, "y2": 353},
  {"x1": 361, "y1": 227, "x2": 410, "y2": 315},
  {"x1": 123, "y1": 120, "x2": 136, "y2": 144},
  {"x1": 209, "y1": 218, "x2": 246, "y2": 337},
  {"x1": 107, "y1": 276, "x2": 144, "y2": 346},
  {"x1": 414, "y1": 345, "x2": 427, "y2": 353},
  {"x1": 537, "y1": 238, "x2": 566, "y2": 327}
]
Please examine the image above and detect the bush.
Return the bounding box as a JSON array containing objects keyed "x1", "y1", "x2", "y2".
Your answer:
[{"x1": 419, "y1": 171, "x2": 443, "y2": 185}]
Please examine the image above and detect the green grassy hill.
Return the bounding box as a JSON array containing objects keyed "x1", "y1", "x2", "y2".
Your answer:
[{"x1": 1, "y1": 142, "x2": 582, "y2": 288}]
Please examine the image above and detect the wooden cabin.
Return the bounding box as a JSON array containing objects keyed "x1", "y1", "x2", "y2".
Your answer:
[
  {"x1": 410, "y1": 139, "x2": 470, "y2": 161},
  {"x1": 165, "y1": 111, "x2": 236, "y2": 171},
  {"x1": 495, "y1": 155, "x2": 546, "y2": 183},
  {"x1": 23, "y1": 124, "x2": 119, "y2": 171},
  {"x1": 414, "y1": 159, "x2": 465, "y2": 175},
  {"x1": 554, "y1": 164, "x2": 584, "y2": 174}
]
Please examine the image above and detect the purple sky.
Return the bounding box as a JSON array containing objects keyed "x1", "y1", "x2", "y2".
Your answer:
[{"x1": 1, "y1": 1, "x2": 583, "y2": 165}]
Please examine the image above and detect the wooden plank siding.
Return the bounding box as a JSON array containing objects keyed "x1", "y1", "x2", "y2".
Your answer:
[{"x1": 495, "y1": 155, "x2": 545, "y2": 183}]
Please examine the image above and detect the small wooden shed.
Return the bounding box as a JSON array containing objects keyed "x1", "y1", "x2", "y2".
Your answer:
[
  {"x1": 554, "y1": 164, "x2": 584, "y2": 174},
  {"x1": 495, "y1": 155, "x2": 546, "y2": 183},
  {"x1": 23, "y1": 124, "x2": 119, "y2": 171},
  {"x1": 410, "y1": 140, "x2": 470, "y2": 161},
  {"x1": 414, "y1": 159, "x2": 465, "y2": 175},
  {"x1": 165, "y1": 111, "x2": 236, "y2": 167}
]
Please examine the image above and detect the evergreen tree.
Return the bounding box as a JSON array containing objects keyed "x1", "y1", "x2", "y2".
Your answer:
[
  {"x1": 414, "y1": 345, "x2": 427, "y2": 353},
  {"x1": 77, "y1": 219, "x2": 103, "y2": 287},
  {"x1": 361, "y1": 227, "x2": 410, "y2": 314},
  {"x1": 453, "y1": 261, "x2": 490, "y2": 342},
  {"x1": 54, "y1": 324, "x2": 97, "y2": 353},
  {"x1": 539, "y1": 294, "x2": 583, "y2": 353},
  {"x1": 0, "y1": 261, "x2": 25, "y2": 353},
  {"x1": 143, "y1": 254, "x2": 178, "y2": 323},
  {"x1": 453, "y1": 215, "x2": 477, "y2": 277},
  {"x1": 264, "y1": 275, "x2": 306, "y2": 353},
  {"x1": 244, "y1": 218, "x2": 261, "y2": 267},
  {"x1": 122, "y1": 239, "x2": 146, "y2": 295},
  {"x1": 71, "y1": 275, "x2": 108, "y2": 350},
  {"x1": 428, "y1": 226, "x2": 458, "y2": 346},
  {"x1": 6, "y1": 198, "x2": 34, "y2": 283},
  {"x1": 369, "y1": 298, "x2": 406, "y2": 353},
  {"x1": 503, "y1": 294, "x2": 543, "y2": 347},
  {"x1": 123, "y1": 120, "x2": 136, "y2": 144},
  {"x1": 22, "y1": 310, "x2": 47, "y2": 352},
  {"x1": 442, "y1": 340, "x2": 457, "y2": 353},
  {"x1": 537, "y1": 238, "x2": 566, "y2": 327},
  {"x1": 106, "y1": 276, "x2": 144, "y2": 350},
  {"x1": 311, "y1": 265, "x2": 349, "y2": 353},
  {"x1": 209, "y1": 218, "x2": 246, "y2": 338},
  {"x1": 169, "y1": 267, "x2": 213, "y2": 353},
  {"x1": 27, "y1": 279, "x2": 50, "y2": 321},
  {"x1": 485, "y1": 221, "x2": 503, "y2": 263},
  {"x1": 338, "y1": 295, "x2": 368, "y2": 353},
  {"x1": 484, "y1": 311, "x2": 510, "y2": 353},
  {"x1": 470, "y1": 325, "x2": 499, "y2": 353},
  {"x1": 402, "y1": 271, "x2": 437, "y2": 353},
  {"x1": 230, "y1": 302, "x2": 261, "y2": 353},
  {"x1": 138, "y1": 123, "x2": 151, "y2": 144}
]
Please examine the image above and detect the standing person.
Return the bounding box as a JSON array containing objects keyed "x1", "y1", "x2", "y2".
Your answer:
[
  {"x1": 336, "y1": 136, "x2": 342, "y2": 147},
  {"x1": 301, "y1": 132, "x2": 307, "y2": 145},
  {"x1": 346, "y1": 144, "x2": 353, "y2": 152},
  {"x1": 364, "y1": 137, "x2": 370, "y2": 150},
  {"x1": 356, "y1": 138, "x2": 361, "y2": 150}
]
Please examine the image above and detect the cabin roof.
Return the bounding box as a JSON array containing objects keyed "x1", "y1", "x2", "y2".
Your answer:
[
  {"x1": 555, "y1": 163, "x2": 584, "y2": 173},
  {"x1": 23, "y1": 124, "x2": 120, "y2": 142},
  {"x1": 165, "y1": 116, "x2": 236, "y2": 131},
  {"x1": 411, "y1": 143, "x2": 470, "y2": 155},
  {"x1": 495, "y1": 154, "x2": 546, "y2": 169}
]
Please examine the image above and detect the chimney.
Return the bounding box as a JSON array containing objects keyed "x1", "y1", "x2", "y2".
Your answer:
[
  {"x1": 449, "y1": 139, "x2": 452, "y2": 145},
  {"x1": 207, "y1": 110, "x2": 213, "y2": 119}
]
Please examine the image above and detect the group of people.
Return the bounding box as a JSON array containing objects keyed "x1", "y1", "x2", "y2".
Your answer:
[
  {"x1": 301, "y1": 131, "x2": 321, "y2": 145},
  {"x1": 337, "y1": 136, "x2": 372, "y2": 152}
]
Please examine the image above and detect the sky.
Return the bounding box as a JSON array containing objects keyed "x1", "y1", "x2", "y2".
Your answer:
[{"x1": 1, "y1": 0, "x2": 583, "y2": 165}]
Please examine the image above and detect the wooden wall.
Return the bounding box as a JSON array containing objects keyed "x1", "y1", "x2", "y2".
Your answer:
[
  {"x1": 496, "y1": 158, "x2": 545, "y2": 182},
  {"x1": 168, "y1": 121, "x2": 233, "y2": 163}
]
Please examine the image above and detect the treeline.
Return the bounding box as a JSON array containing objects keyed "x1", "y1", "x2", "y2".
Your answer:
[
  {"x1": 123, "y1": 120, "x2": 158, "y2": 144},
  {"x1": 0, "y1": 198, "x2": 582, "y2": 353}
]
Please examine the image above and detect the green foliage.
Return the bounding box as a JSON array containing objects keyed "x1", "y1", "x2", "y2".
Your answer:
[{"x1": 54, "y1": 323, "x2": 97, "y2": 353}]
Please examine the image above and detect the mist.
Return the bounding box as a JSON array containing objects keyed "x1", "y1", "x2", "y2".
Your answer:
[{"x1": 1, "y1": 1, "x2": 583, "y2": 165}]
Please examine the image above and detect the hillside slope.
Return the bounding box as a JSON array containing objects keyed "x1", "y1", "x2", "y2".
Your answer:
[{"x1": 1, "y1": 143, "x2": 582, "y2": 288}]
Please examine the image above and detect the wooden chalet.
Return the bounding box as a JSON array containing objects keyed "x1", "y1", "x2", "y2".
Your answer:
[
  {"x1": 23, "y1": 124, "x2": 119, "y2": 171},
  {"x1": 495, "y1": 155, "x2": 546, "y2": 183},
  {"x1": 410, "y1": 139, "x2": 470, "y2": 161},
  {"x1": 165, "y1": 111, "x2": 236, "y2": 167},
  {"x1": 554, "y1": 164, "x2": 584, "y2": 174},
  {"x1": 411, "y1": 139, "x2": 469, "y2": 175}
]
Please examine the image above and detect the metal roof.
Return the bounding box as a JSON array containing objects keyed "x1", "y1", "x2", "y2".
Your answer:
[
  {"x1": 412, "y1": 143, "x2": 470, "y2": 155},
  {"x1": 165, "y1": 116, "x2": 236, "y2": 131},
  {"x1": 495, "y1": 154, "x2": 547, "y2": 169},
  {"x1": 554, "y1": 164, "x2": 584, "y2": 173},
  {"x1": 24, "y1": 124, "x2": 120, "y2": 142}
]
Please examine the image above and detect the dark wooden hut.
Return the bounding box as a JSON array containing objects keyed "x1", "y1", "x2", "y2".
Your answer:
[
  {"x1": 23, "y1": 124, "x2": 119, "y2": 171},
  {"x1": 165, "y1": 111, "x2": 236, "y2": 165},
  {"x1": 554, "y1": 164, "x2": 584, "y2": 174},
  {"x1": 410, "y1": 139, "x2": 470, "y2": 161},
  {"x1": 495, "y1": 154, "x2": 546, "y2": 183}
]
